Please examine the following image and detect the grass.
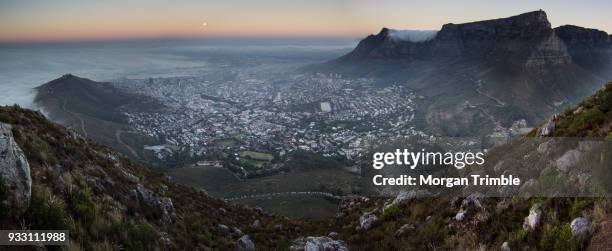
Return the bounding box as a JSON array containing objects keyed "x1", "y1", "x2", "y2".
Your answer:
[{"x1": 239, "y1": 151, "x2": 274, "y2": 161}]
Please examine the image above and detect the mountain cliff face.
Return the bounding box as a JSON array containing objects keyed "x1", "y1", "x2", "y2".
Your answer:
[
  {"x1": 326, "y1": 11, "x2": 612, "y2": 136},
  {"x1": 338, "y1": 11, "x2": 574, "y2": 67}
]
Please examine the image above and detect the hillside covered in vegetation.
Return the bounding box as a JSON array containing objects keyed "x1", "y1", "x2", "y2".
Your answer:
[{"x1": 2, "y1": 83, "x2": 612, "y2": 250}]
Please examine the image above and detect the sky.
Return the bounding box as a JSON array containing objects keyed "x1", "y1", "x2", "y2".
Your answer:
[{"x1": 1, "y1": 0, "x2": 611, "y2": 43}]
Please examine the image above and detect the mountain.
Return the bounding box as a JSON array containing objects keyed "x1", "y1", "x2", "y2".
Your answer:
[
  {"x1": 2, "y1": 90, "x2": 612, "y2": 249},
  {"x1": 0, "y1": 106, "x2": 339, "y2": 250},
  {"x1": 321, "y1": 10, "x2": 612, "y2": 136},
  {"x1": 35, "y1": 74, "x2": 163, "y2": 161}
]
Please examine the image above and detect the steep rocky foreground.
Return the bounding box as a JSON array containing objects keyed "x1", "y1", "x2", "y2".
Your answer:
[
  {"x1": 2, "y1": 82, "x2": 612, "y2": 250},
  {"x1": 0, "y1": 106, "x2": 341, "y2": 250}
]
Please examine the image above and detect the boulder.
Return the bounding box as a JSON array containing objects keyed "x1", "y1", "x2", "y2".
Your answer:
[
  {"x1": 232, "y1": 227, "x2": 244, "y2": 236},
  {"x1": 236, "y1": 235, "x2": 255, "y2": 250},
  {"x1": 218, "y1": 224, "x2": 230, "y2": 232},
  {"x1": 133, "y1": 184, "x2": 175, "y2": 223},
  {"x1": 327, "y1": 232, "x2": 339, "y2": 239},
  {"x1": 501, "y1": 241, "x2": 511, "y2": 251},
  {"x1": 455, "y1": 209, "x2": 466, "y2": 221},
  {"x1": 537, "y1": 140, "x2": 552, "y2": 154},
  {"x1": 539, "y1": 118, "x2": 555, "y2": 136},
  {"x1": 359, "y1": 213, "x2": 378, "y2": 231},
  {"x1": 556, "y1": 149, "x2": 581, "y2": 173},
  {"x1": 493, "y1": 160, "x2": 505, "y2": 173},
  {"x1": 386, "y1": 189, "x2": 432, "y2": 209},
  {"x1": 570, "y1": 217, "x2": 591, "y2": 238},
  {"x1": 395, "y1": 224, "x2": 415, "y2": 237},
  {"x1": 251, "y1": 219, "x2": 261, "y2": 229},
  {"x1": 289, "y1": 236, "x2": 349, "y2": 251},
  {"x1": 0, "y1": 123, "x2": 32, "y2": 212},
  {"x1": 523, "y1": 204, "x2": 542, "y2": 231},
  {"x1": 461, "y1": 192, "x2": 485, "y2": 209}
]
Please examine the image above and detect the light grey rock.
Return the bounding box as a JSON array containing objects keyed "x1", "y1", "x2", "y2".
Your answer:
[
  {"x1": 519, "y1": 178, "x2": 538, "y2": 195},
  {"x1": 251, "y1": 219, "x2": 261, "y2": 229},
  {"x1": 290, "y1": 236, "x2": 349, "y2": 251},
  {"x1": 461, "y1": 192, "x2": 485, "y2": 209},
  {"x1": 537, "y1": 140, "x2": 552, "y2": 154},
  {"x1": 0, "y1": 123, "x2": 32, "y2": 212},
  {"x1": 523, "y1": 204, "x2": 542, "y2": 231},
  {"x1": 236, "y1": 235, "x2": 255, "y2": 250},
  {"x1": 501, "y1": 241, "x2": 511, "y2": 251},
  {"x1": 577, "y1": 173, "x2": 591, "y2": 188},
  {"x1": 384, "y1": 189, "x2": 431, "y2": 211},
  {"x1": 539, "y1": 118, "x2": 555, "y2": 136},
  {"x1": 395, "y1": 224, "x2": 415, "y2": 237},
  {"x1": 493, "y1": 160, "x2": 505, "y2": 173},
  {"x1": 455, "y1": 209, "x2": 466, "y2": 221},
  {"x1": 218, "y1": 224, "x2": 229, "y2": 232},
  {"x1": 327, "y1": 232, "x2": 338, "y2": 239},
  {"x1": 556, "y1": 149, "x2": 581, "y2": 173},
  {"x1": 570, "y1": 217, "x2": 591, "y2": 238},
  {"x1": 232, "y1": 227, "x2": 243, "y2": 236},
  {"x1": 134, "y1": 184, "x2": 175, "y2": 223},
  {"x1": 359, "y1": 213, "x2": 378, "y2": 231}
]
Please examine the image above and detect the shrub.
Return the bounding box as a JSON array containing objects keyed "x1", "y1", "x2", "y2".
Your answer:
[
  {"x1": 508, "y1": 228, "x2": 528, "y2": 248},
  {"x1": 599, "y1": 87, "x2": 612, "y2": 112},
  {"x1": 25, "y1": 186, "x2": 67, "y2": 230},
  {"x1": 123, "y1": 223, "x2": 158, "y2": 251},
  {"x1": 380, "y1": 204, "x2": 402, "y2": 221},
  {"x1": 569, "y1": 199, "x2": 590, "y2": 219},
  {"x1": 539, "y1": 224, "x2": 560, "y2": 250},
  {"x1": 553, "y1": 224, "x2": 582, "y2": 251},
  {"x1": 71, "y1": 190, "x2": 96, "y2": 225},
  {"x1": 569, "y1": 108, "x2": 606, "y2": 133}
]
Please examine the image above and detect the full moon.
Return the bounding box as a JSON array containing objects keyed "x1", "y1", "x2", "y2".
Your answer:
[{"x1": 202, "y1": 22, "x2": 208, "y2": 27}]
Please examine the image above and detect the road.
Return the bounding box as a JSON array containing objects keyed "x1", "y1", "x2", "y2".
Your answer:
[
  {"x1": 115, "y1": 129, "x2": 140, "y2": 159},
  {"x1": 225, "y1": 191, "x2": 341, "y2": 202},
  {"x1": 62, "y1": 99, "x2": 88, "y2": 138}
]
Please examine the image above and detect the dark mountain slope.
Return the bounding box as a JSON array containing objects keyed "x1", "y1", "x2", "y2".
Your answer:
[
  {"x1": 0, "y1": 106, "x2": 321, "y2": 250},
  {"x1": 35, "y1": 75, "x2": 163, "y2": 161},
  {"x1": 35, "y1": 74, "x2": 162, "y2": 124},
  {"x1": 318, "y1": 11, "x2": 612, "y2": 136},
  {"x1": 2, "y1": 83, "x2": 612, "y2": 249}
]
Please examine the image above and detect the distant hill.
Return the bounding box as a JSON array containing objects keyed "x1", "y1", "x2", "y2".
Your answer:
[
  {"x1": 35, "y1": 74, "x2": 162, "y2": 124},
  {"x1": 316, "y1": 10, "x2": 612, "y2": 136},
  {"x1": 35, "y1": 74, "x2": 164, "y2": 161}
]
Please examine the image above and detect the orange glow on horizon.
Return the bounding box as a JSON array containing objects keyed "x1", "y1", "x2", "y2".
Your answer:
[{"x1": 1, "y1": 1, "x2": 610, "y2": 44}]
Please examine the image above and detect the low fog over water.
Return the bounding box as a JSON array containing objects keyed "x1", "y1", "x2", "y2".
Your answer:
[{"x1": 0, "y1": 38, "x2": 356, "y2": 108}]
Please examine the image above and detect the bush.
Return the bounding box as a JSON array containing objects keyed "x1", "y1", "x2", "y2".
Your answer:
[
  {"x1": 123, "y1": 223, "x2": 158, "y2": 251},
  {"x1": 599, "y1": 87, "x2": 612, "y2": 112},
  {"x1": 508, "y1": 228, "x2": 528, "y2": 247},
  {"x1": 25, "y1": 186, "x2": 67, "y2": 230},
  {"x1": 569, "y1": 108, "x2": 606, "y2": 133},
  {"x1": 71, "y1": 190, "x2": 96, "y2": 225},
  {"x1": 569, "y1": 199, "x2": 590, "y2": 219},
  {"x1": 553, "y1": 224, "x2": 582, "y2": 251},
  {"x1": 380, "y1": 204, "x2": 402, "y2": 221}
]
